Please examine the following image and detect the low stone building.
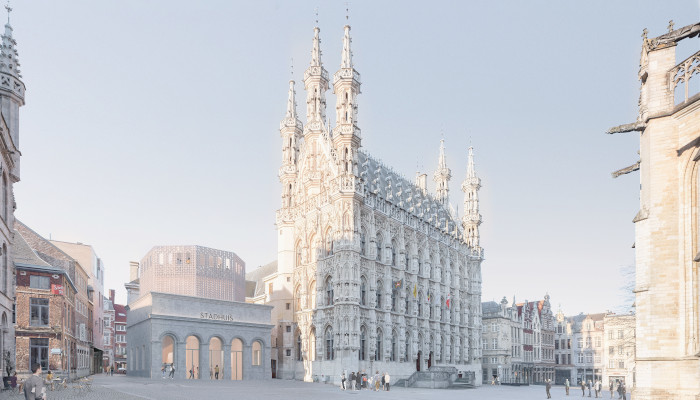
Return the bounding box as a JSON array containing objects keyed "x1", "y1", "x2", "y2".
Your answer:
[{"x1": 126, "y1": 292, "x2": 273, "y2": 380}]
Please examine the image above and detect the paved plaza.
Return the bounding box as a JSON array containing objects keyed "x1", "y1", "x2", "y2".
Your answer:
[{"x1": 0, "y1": 375, "x2": 632, "y2": 400}]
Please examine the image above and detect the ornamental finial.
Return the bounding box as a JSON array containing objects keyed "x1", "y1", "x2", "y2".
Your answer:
[
  {"x1": 642, "y1": 28, "x2": 648, "y2": 40},
  {"x1": 4, "y1": 1, "x2": 10, "y2": 24},
  {"x1": 668, "y1": 20, "x2": 674, "y2": 33}
]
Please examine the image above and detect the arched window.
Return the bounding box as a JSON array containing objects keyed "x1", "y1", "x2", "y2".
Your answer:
[
  {"x1": 404, "y1": 247, "x2": 409, "y2": 270},
  {"x1": 418, "y1": 251, "x2": 423, "y2": 276},
  {"x1": 405, "y1": 288, "x2": 410, "y2": 315},
  {"x1": 325, "y1": 327, "x2": 334, "y2": 360},
  {"x1": 376, "y1": 234, "x2": 382, "y2": 262},
  {"x1": 231, "y1": 338, "x2": 243, "y2": 380},
  {"x1": 359, "y1": 326, "x2": 366, "y2": 361},
  {"x1": 440, "y1": 297, "x2": 445, "y2": 321},
  {"x1": 376, "y1": 281, "x2": 382, "y2": 309},
  {"x1": 309, "y1": 235, "x2": 318, "y2": 262},
  {"x1": 390, "y1": 330, "x2": 397, "y2": 361},
  {"x1": 418, "y1": 292, "x2": 423, "y2": 317},
  {"x1": 161, "y1": 335, "x2": 175, "y2": 367},
  {"x1": 391, "y1": 240, "x2": 397, "y2": 266},
  {"x1": 185, "y1": 336, "x2": 200, "y2": 379},
  {"x1": 309, "y1": 327, "x2": 316, "y2": 361},
  {"x1": 296, "y1": 331, "x2": 302, "y2": 361},
  {"x1": 309, "y1": 281, "x2": 316, "y2": 309},
  {"x1": 391, "y1": 289, "x2": 397, "y2": 312},
  {"x1": 325, "y1": 276, "x2": 333, "y2": 306},
  {"x1": 252, "y1": 341, "x2": 262, "y2": 366},
  {"x1": 295, "y1": 243, "x2": 302, "y2": 267},
  {"x1": 360, "y1": 277, "x2": 366, "y2": 306},
  {"x1": 326, "y1": 234, "x2": 333, "y2": 256},
  {"x1": 375, "y1": 329, "x2": 383, "y2": 361},
  {"x1": 405, "y1": 332, "x2": 411, "y2": 362},
  {"x1": 360, "y1": 229, "x2": 366, "y2": 256}
]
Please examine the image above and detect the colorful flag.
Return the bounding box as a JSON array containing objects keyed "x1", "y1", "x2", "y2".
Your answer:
[
  {"x1": 413, "y1": 283, "x2": 417, "y2": 298},
  {"x1": 446, "y1": 293, "x2": 451, "y2": 309},
  {"x1": 394, "y1": 279, "x2": 402, "y2": 289},
  {"x1": 427, "y1": 291, "x2": 431, "y2": 302}
]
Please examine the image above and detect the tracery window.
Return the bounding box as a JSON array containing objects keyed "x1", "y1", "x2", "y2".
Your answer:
[
  {"x1": 376, "y1": 281, "x2": 382, "y2": 309},
  {"x1": 376, "y1": 234, "x2": 382, "y2": 262},
  {"x1": 325, "y1": 276, "x2": 333, "y2": 306},
  {"x1": 376, "y1": 329, "x2": 383, "y2": 361},
  {"x1": 360, "y1": 277, "x2": 367, "y2": 306},
  {"x1": 325, "y1": 327, "x2": 334, "y2": 360},
  {"x1": 359, "y1": 327, "x2": 366, "y2": 361}
]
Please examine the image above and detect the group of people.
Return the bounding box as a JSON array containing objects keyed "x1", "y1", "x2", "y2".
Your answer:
[
  {"x1": 340, "y1": 370, "x2": 391, "y2": 391},
  {"x1": 555, "y1": 378, "x2": 627, "y2": 399},
  {"x1": 160, "y1": 363, "x2": 175, "y2": 379}
]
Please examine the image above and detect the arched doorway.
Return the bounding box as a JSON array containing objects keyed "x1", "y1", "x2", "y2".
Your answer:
[
  {"x1": 416, "y1": 351, "x2": 421, "y2": 371},
  {"x1": 231, "y1": 338, "x2": 243, "y2": 380},
  {"x1": 185, "y1": 336, "x2": 200, "y2": 379},
  {"x1": 162, "y1": 335, "x2": 175, "y2": 372},
  {"x1": 209, "y1": 337, "x2": 223, "y2": 379}
]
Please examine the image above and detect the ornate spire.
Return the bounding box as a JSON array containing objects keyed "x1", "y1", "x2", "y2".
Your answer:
[
  {"x1": 341, "y1": 25, "x2": 352, "y2": 69},
  {"x1": 462, "y1": 146, "x2": 482, "y2": 251},
  {"x1": 434, "y1": 139, "x2": 451, "y2": 206},
  {"x1": 285, "y1": 80, "x2": 298, "y2": 120},
  {"x1": 0, "y1": 0, "x2": 19, "y2": 79},
  {"x1": 304, "y1": 25, "x2": 329, "y2": 125}
]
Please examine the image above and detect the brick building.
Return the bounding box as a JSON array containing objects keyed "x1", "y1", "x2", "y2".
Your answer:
[
  {"x1": 13, "y1": 226, "x2": 77, "y2": 379},
  {"x1": 15, "y1": 221, "x2": 93, "y2": 379}
]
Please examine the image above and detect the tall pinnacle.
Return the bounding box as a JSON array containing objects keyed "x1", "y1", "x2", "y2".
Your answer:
[
  {"x1": 311, "y1": 27, "x2": 322, "y2": 67},
  {"x1": 286, "y1": 80, "x2": 297, "y2": 119},
  {"x1": 0, "y1": 0, "x2": 19, "y2": 79},
  {"x1": 341, "y1": 25, "x2": 352, "y2": 69},
  {"x1": 434, "y1": 139, "x2": 451, "y2": 206},
  {"x1": 466, "y1": 146, "x2": 476, "y2": 178}
]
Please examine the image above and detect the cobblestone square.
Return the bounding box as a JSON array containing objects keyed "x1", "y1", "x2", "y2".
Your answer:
[{"x1": 0, "y1": 375, "x2": 632, "y2": 400}]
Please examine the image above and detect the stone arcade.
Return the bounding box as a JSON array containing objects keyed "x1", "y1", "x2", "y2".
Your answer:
[{"x1": 127, "y1": 292, "x2": 273, "y2": 380}]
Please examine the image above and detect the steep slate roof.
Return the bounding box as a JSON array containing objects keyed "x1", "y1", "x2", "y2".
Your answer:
[
  {"x1": 245, "y1": 260, "x2": 278, "y2": 298},
  {"x1": 481, "y1": 301, "x2": 501, "y2": 315},
  {"x1": 358, "y1": 151, "x2": 462, "y2": 234},
  {"x1": 13, "y1": 229, "x2": 51, "y2": 268}
]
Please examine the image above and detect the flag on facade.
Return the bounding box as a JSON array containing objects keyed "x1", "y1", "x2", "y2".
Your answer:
[
  {"x1": 413, "y1": 283, "x2": 417, "y2": 298},
  {"x1": 427, "y1": 291, "x2": 431, "y2": 302},
  {"x1": 394, "y1": 279, "x2": 402, "y2": 289},
  {"x1": 446, "y1": 293, "x2": 451, "y2": 309}
]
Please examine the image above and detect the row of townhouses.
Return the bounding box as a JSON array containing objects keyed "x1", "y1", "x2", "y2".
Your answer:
[{"x1": 482, "y1": 296, "x2": 634, "y2": 387}]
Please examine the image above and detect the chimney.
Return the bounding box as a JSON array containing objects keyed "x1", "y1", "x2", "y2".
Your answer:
[
  {"x1": 109, "y1": 289, "x2": 115, "y2": 304},
  {"x1": 415, "y1": 173, "x2": 427, "y2": 195},
  {"x1": 129, "y1": 261, "x2": 139, "y2": 282}
]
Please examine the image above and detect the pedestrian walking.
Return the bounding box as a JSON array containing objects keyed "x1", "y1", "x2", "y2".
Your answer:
[
  {"x1": 380, "y1": 373, "x2": 385, "y2": 390},
  {"x1": 350, "y1": 372, "x2": 356, "y2": 390},
  {"x1": 24, "y1": 363, "x2": 45, "y2": 400},
  {"x1": 385, "y1": 372, "x2": 391, "y2": 391},
  {"x1": 341, "y1": 372, "x2": 346, "y2": 390},
  {"x1": 356, "y1": 371, "x2": 362, "y2": 390},
  {"x1": 162, "y1": 365, "x2": 166, "y2": 379},
  {"x1": 609, "y1": 381, "x2": 614, "y2": 399},
  {"x1": 215, "y1": 365, "x2": 219, "y2": 380},
  {"x1": 595, "y1": 380, "x2": 601, "y2": 398},
  {"x1": 616, "y1": 382, "x2": 622, "y2": 399},
  {"x1": 189, "y1": 368, "x2": 194, "y2": 379},
  {"x1": 374, "y1": 371, "x2": 380, "y2": 391},
  {"x1": 565, "y1": 378, "x2": 570, "y2": 395},
  {"x1": 587, "y1": 380, "x2": 592, "y2": 397},
  {"x1": 169, "y1": 364, "x2": 175, "y2": 379},
  {"x1": 546, "y1": 379, "x2": 552, "y2": 399},
  {"x1": 581, "y1": 380, "x2": 586, "y2": 397},
  {"x1": 620, "y1": 382, "x2": 626, "y2": 400}
]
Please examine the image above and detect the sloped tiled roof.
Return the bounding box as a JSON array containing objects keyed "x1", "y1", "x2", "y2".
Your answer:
[{"x1": 245, "y1": 260, "x2": 278, "y2": 298}]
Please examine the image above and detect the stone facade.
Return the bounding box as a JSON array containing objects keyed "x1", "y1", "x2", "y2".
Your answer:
[
  {"x1": 102, "y1": 292, "x2": 114, "y2": 372},
  {"x1": 609, "y1": 21, "x2": 700, "y2": 400},
  {"x1": 272, "y1": 22, "x2": 484, "y2": 384},
  {"x1": 481, "y1": 297, "x2": 523, "y2": 384},
  {"x1": 602, "y1": 313, "x2": 634, "y2": 388},
  {"x1": 0, "y1": 6, "x2": 24, "y2": 380},
  {"x1": 126, "y1": 292, "x2": 273, "y2": 380},
  {"x1": 113, "y1": 303, "x2": 127, "y2": 372}
]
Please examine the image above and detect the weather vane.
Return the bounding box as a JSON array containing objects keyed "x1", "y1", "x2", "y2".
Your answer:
[
  {"x1": 668, "y1": 20, "x2": 674, "y2": 33},
  {"x1": 346, "y1": 2, "x2": 349, "y2": 22},
  {"x1": 290, "y1": 57, "x2": 294, "y2": 79},
  {"x1": 314, "y1": 8, "x2": 318, "y2": 27}
]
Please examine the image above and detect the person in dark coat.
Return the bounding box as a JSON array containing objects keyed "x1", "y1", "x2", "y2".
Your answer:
[
  {"x1": 23, "y1": 363, "x2": 45, "y2": 400},
  {"x1": 581, "y1": 380, "x2": 586, "y2": 397}
]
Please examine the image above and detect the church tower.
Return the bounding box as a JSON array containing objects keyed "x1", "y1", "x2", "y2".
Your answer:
[
  {"x1": 331, "y1": 22, "x2": 361, "y2": 173},
  {"x1": 434, "y1": 139, "x2": 451, "y2": 206},
  {"x1": 461, "y1": 147, "x2": 481, "y2": 249},
  {"x1": 0, "y1": 4, "x2": 23, "y2": 148}
]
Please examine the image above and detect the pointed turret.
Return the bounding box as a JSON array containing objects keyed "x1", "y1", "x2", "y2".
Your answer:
[
  {"x1": 434, "y1": 139, "x2": 451, "y2": 206},
  {"x1": 304, "y1": 26, "x2": 329, "y2": 125},
  {"x1": 461, "y1": 147, "x2": 482, "y2": 250},
  {"x1": 332, "y1": 24, "x2": 362, "y2": 172},
  {"x1": 0, "y1": 2, "x2": 23, "y2": 147},
  {"x1": 279, "y1": 79, "x2": 303, "y2": 207}
]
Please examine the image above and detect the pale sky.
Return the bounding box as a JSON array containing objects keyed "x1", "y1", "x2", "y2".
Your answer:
[{"x1": 11, "y1": 1, "x2": 700, "y2": 312}]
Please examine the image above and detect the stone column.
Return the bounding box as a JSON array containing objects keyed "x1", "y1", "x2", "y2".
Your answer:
[
  {"x1": 177, "y1": 341, "x2": 186, "y2": 380},
  {"x1": 223, "y1": 343, "x2": 232, "y2": 380},
  {"x1": 242, "y1": 344, "x2": 252, "y2": 380},
  {"x1": 201, "y1": 343, "x2": 210, "y2": 379}
]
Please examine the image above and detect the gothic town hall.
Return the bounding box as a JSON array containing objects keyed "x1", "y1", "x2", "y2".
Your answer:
[{"x1": 271, "y1": 21, "x2": 484, "y2": 383}]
